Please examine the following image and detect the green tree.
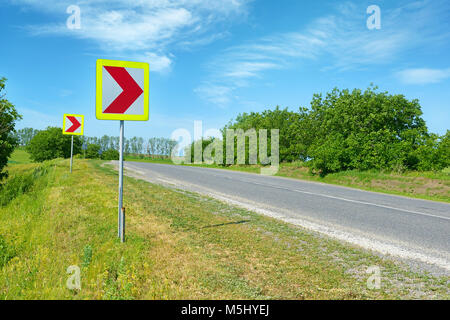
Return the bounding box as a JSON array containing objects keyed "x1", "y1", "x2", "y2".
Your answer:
[
  {"x1": 13, "y1": 127, "x2": 39, "y2": 146},
  {"x1": 124, "y1": 138, "x2": 131, "y2": 154},
  {"x1": 101, "y1": 149, "x2": 119, "y2": 160},
  {"x1": 0, "y1": 78, "x2": 22, "y2": 180},
  {"x1": 85, "y1": 144, "x2": 101, "y2": 159},
  {"x1": 147, "y1": 138, "x2": 157, "y2": 157},
  {"x1": 27, "y1": 127, "x2": 82, "y2": 162},
  {"x1": 215, "y1": 86, "x2": 446, "y2": 173},
  {"x1": 130, "y1": 136, "x2": 138, "y2": 154},
  {"x1": 137, "y1": 137, "x2": 144, "y2": 154},
  {"x1": 437, "y1": 131, "x2": 450, "y2": 169},
  {"x1": 305, "y1": 86, "x2": 429, "y2": 174},
  {"x1": 99, "y1": 135, "x2": 110, "y2": 152},
  {"x1": 414, "y1": 130, "x2": 450, "y2": 171},
  {"x1": 219, "y1": 107, "x2": 307, "y2": 164}
]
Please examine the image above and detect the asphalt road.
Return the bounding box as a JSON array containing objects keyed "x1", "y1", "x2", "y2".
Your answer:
[{"x1": 119, "y1": 161, "x2": 450, "y2": 275}]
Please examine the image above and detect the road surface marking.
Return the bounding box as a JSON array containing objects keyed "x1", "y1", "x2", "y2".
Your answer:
[{"x1": 206, "y1": 174, "x2": 450, "y2": 222}]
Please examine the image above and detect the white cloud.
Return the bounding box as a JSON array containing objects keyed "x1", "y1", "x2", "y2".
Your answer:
[
  {"x1": 194, "y1": 84, "x2": 234, "y2": 107},
  {"x1": 223, "y1": 61, "x2": 279, "y2": 78},
  {"x1": 196, "y1": 0, "x2": 450, "y2": 106},
  {"x1": 12, "y1": 0, "x2": 251, "y2": 73},
  {"x1": 128, "y1": 52, "x2": 173, "y2": 73},
  {"x1": 396, "y1": 68, "x2": 450, "y2": 84}
]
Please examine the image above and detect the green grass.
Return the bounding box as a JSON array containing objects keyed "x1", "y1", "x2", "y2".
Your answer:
[
  {"x1": 125, "y1": 155, "x2": 174, "y2": 165},
  {"x1": 277, "y1": 162, "x2": 450, "y2": 203},
  {"x1": 7, "y1": 147, "x2": 31, "y2": 165},
  {"x1": 0, "y1": 158, "x2": 448, "y2": 299}
]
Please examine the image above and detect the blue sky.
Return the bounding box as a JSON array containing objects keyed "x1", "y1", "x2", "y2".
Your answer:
[{"x1": 1, "y1": 0, "x2": 449, "y2": 139}]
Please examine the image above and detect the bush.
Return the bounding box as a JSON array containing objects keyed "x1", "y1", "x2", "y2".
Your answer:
[
  {"x1": 101, "y1": 149, "x2": 119, "y2": 160},
  {"x1": 85, "y1": 144, "x2": 101, "y2": 159},
  {"x1": 0, "y1": 77, "x2": 22, "y2": 181},
  {"x1": 437, "y1": 131, "x2": 450, "y2": 169},
  {"x1": 305, "y1": 86, "x2": 431, "y2": 174},
  {"x1": 27, "y1": 127, "x2": 82, "y2": 162},
  {"x1": 417, "y1": 131, "x2": 450, "y2": 171}
]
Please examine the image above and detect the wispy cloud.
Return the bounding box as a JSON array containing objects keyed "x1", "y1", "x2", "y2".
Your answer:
[
  {"x1": 395, "y1": 68, "x2": 450, "y2": 84},
  {"x1": 196, "y1": 0, "x2": 450, "y2": 106},
  {"x1": 126, "y1": 52, "x2": 173, "y2": 73},
  {"x1": 11, "y1": 0, "x2": 251, "y2": 73},
  {"x1": 194, "y1": 84, "x2": 234, "y2": 107}
]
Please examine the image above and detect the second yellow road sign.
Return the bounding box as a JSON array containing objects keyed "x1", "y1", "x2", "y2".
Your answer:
[{"x1": 63, "y1": 114, "x2": 84, "y2": 136}]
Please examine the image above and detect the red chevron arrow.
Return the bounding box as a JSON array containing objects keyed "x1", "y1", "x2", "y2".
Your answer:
[
  {"x1": 66, "y1": 116, "x2": 81, "y2": 132},
  {"x1": 103, "y1": 66, "x2": 144, "y2": 114}
]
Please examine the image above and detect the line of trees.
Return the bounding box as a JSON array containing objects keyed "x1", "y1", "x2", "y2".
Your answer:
[
  {"x1": 81, "y1": 136, "x2": 177, "y2": 157},
  {"x1": 13, "y1": 128, "x2": 40, "y2": 147},
  {"x1": 14, "y1": 126, "x2": 177, "y2": 162},
  {"x1": 191, "y1": 86, "x2": 449, "y2": 174}
]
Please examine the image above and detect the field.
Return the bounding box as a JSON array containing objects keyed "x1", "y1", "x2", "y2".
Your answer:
[
  {"x1": 125, "y1": 155, "x2": 450, "y2": 203},
  {"x1": 0, "y1": 154, "x2": 448, "y2": 299}
]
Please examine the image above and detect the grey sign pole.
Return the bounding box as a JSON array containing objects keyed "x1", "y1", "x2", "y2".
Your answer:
[
  {"x1": 70, "y1": 135, "x2": 74, "y2": 173},
  {"x1": 118, "y1": 120, "x2": 124, "y2": 238},
  {"x1": 120, "y1": 207, "x2": 125, "y2": 243}
]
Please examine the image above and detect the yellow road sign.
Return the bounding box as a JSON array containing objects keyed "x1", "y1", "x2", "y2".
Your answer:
[
  {"x1": 96, "y1": 59, "x2": 149, "y2": 121},
  {"x1": 63, "y1": 114, "x2": 84, "y2": 135}
]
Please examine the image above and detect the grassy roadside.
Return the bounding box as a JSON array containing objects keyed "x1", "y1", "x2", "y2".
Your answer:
[
  {"x1": 278, "y1": 162, "x2": 450, "y2": 203},
  {"x1": 125, "y1": 156, "x2": 450, "y2": 203},
  {"x1": 0, "y1": 158, "x2": 448, "y2": 299},
  {"x1": 7, "y1": 148, "x2": 31, "y2": 165}
]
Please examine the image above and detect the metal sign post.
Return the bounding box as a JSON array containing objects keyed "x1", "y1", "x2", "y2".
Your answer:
[
  {"x1": 70, "y1": 136, "x2": 74, "y2": 173},
  {"x1": 120, "y1": 207, "x2": 125, "y2": 243},
  {"x1": 118, "y1": 120, "x2": 124, "y2": 239}
]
